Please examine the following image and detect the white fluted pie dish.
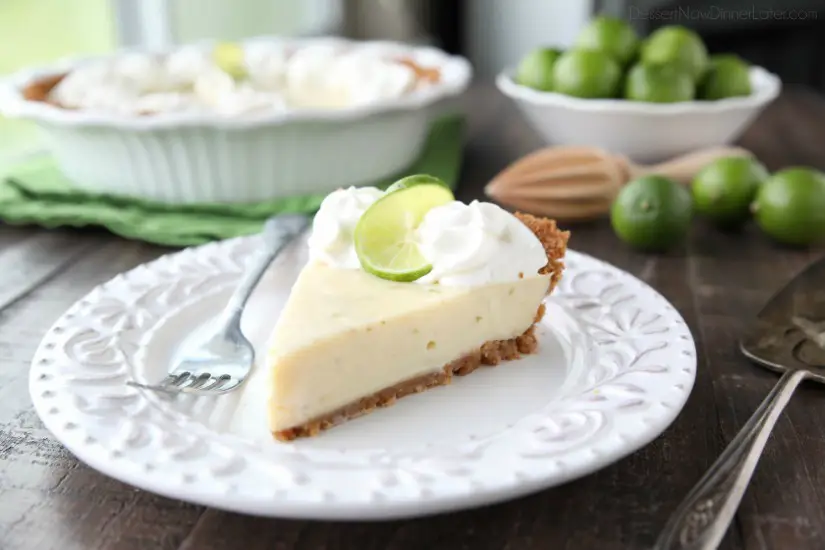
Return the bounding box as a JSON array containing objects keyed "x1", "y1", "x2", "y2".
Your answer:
[{"x1": 0, "y1": 37, "x2": 472, "y2": 204}]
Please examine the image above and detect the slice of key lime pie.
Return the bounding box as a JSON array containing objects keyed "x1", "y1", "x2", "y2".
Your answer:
[{"x1": 267, "y1": 176, "x2": 569, "y2": 440}]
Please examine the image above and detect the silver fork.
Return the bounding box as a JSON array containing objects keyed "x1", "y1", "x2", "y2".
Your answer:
[{"x1": 127, "y1": 214, "x2": 309, "y2": 396}]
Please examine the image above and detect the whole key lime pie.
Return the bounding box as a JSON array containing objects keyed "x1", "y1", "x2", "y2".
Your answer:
[{"x1": 268, "y1": 176, "x2": 569, "y2": 440}]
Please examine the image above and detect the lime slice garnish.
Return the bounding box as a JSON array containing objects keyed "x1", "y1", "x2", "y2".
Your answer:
[
  {"x1": 386, "y1": 174, "x2": 449, "y2": 194},
  {"x1": 354, "y1": 183, "x2": 454, "y2": 282},
  {"x1": 212, "y1": 42, "x2": 248, "y2": 81}
]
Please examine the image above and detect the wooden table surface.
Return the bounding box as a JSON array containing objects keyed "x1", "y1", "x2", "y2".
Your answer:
[{"x1": 2, "y1": 84, "x2": 825, "y2": 550}]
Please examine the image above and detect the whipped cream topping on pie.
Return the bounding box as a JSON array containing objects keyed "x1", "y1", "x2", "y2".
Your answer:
[
  {"x1": 306, "y1": 186, "x2": 547, "y2": 286},
  {"x1": 45, "y1": 42, "x2": 436, "y2": 115},
  {"x1": 415, "y1": 200, "x2": 547, "y2": 286},
  {"x1": 307, "y1": 186, "x2": 385, "y2": 269}
]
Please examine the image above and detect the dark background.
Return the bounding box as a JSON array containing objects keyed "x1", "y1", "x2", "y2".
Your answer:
[
  {"x1": 611, "y1": 0, "x2": 825, "y2": 92},
  {"x1": 417, "y1": 0, "x2": 825, "y2": 92}
]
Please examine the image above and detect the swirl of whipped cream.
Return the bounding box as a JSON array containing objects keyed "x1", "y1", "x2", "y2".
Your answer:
[
  {"x1": 244, "y1": 43, "x2": 288, "y2": 90},
  {"x1": 51, "y1": 62, "x2": 115, "y2": 109},
  {"x1": 307, "y1": 186, "x2": 384, "y2": 269},
  {"x1": 283, "y1": 43, "x2": 346, "y2": 108},
  {"x1": 166, "y1": 46, "x2": 214, "y2": 84},
  {"x1": 113, "y1": 53, "x2": 171, "y2": 93},
  {"x1": 283, "y1": 45, "x2": 416, "y2": 108},
  {"x1": 192, "y1": 66, "x2": 286, "y2": 115},
  {"x1": 328, "y1": 51, "x2": 416, "y2": 106},
  {"x1": 54, "y1": 56, "x2": 198, "y2": 114},
  {"x1": 414, "y1": 201, "x2": 547, "y2": 286}
]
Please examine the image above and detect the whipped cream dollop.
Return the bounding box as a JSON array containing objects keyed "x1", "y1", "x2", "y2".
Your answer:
[
  {"x1": 193, "y1": 66, "x2": 287, "y2": 115},
  {"x1": 415, "y1": 201, "x2": 547, "y2": 286},
  {"x1": 279, "y1": 44, "x2": 416, "y2": 109},
  {"x1": 307, "y1": 186, "x2": 384, "y2": 269},
  {"x1": 307, "y1": 188, "x2": 547, "y2": 286},
  {"x1": 48, "y1": 42, "x2": 431, "y2": 116}
]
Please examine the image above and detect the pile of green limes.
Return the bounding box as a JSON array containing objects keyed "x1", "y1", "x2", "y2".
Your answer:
[
  {"x1": 515, "y1": 16, "x2": 751, "y2": 103},
  {"x1": 610, "y1": 158, "x2": 825, "y2": 251}
]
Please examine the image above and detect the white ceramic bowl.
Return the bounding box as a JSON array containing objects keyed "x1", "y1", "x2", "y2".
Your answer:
[
  {"x1": 497, "y1": 66, "x2": 781, "y2": 162},
  {"x1": 0, "y1": 37, "x2": 472, "y2": 204}
]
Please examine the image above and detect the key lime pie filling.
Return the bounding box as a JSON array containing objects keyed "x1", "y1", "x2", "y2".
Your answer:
[{"x1": 267, "y1": 177, "x2": 569, "y2": 441}]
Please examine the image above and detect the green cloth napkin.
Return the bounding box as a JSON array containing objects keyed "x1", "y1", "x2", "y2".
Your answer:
[{"x1": 0, "y1": 114, "x2": 465, "y2": 247}]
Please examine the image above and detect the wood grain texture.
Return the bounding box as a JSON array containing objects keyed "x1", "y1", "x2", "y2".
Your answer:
[{"x1": 2, "y1": 85, "x2": 825, "y2": 550}]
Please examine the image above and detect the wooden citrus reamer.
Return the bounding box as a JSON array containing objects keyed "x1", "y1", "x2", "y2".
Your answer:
[{"x1": 485, "y1": 145, "x2": 753, "y2": 221}]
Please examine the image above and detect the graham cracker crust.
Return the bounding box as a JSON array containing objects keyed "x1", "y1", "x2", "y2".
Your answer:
[{"x1": 273, "y1": 216, "x2": 569, "y2": 442}]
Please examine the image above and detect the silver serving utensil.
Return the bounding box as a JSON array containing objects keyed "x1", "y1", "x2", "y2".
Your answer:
[
  {"x1": 655, "y1": 257, "x2": 825, "y2": 550},
  {"x1": 127, "y1": 214, "x2": 309, "y2": 395}
]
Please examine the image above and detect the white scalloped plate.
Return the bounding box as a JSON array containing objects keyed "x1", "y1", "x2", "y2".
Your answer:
[{"x1": 29, "y1": 234, "x2": 696, "y2": 520}]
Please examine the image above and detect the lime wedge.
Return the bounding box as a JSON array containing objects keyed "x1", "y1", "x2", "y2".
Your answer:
[
  {"x1": 212, "y1": 42, "x2": 248, "y2": 80},
  {"x1": 354, "y1": 183, "x2": 454, "y2": 282},
  {"x1": 386, "y1": 174, "x2": 449, "y2": 194}
]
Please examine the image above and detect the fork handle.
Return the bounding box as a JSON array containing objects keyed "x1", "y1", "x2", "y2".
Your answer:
[
  {"x1": 654, "y1": 368, "x2": 808, "y2": 550},
  {"x1": 222, "y1": 215, "x2": 309, "y2": 323}
]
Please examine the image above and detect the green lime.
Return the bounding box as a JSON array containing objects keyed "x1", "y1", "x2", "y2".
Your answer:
[
  {"x1": 552, "y1": 49, "x2": 622, "y2": 99},
  {"x1": 386, "y1": 174, "x2": 449, "y2": 194},
  {"x1": 640, "y1": 26, "x2": 708, "y2": 81},
  {"x1": 623, "y1": 62, "x2": 695, "y2": 103},
  {"x1": 611, "y1": 175, "x2": 692, "y2": 251},
  {"x1": 691, "y1": 156, "x2": 768, "y2": 227},
  {"x1": 354, "y1": 183, "x2": 454, "y2": 282},
  {"x1": 574, "y1": 15, "x2": 639, "y2": 65},
  {"x1": 753, "y1": 167, "x2": 825, "y2": 246},
  {"x1": 699, "y1": 54, "x2": 751, "y2": 100},
  {"x1": 213, "y1": 42, "x2": 248, "y2": 80},
  {"x1": 515, "y1": 47, "x2": 562, "y2": 91}
]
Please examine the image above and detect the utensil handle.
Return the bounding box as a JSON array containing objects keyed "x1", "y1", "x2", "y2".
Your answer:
[
  {"x1": 222, "y1": 214, "x2": 309, "y2": 323},
  {"x1": 634, "y1": 147, "x2": 753, "y2": 185},
  {"x1": 654, "y1": 368, "x2": 807, "y2": 550}
]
